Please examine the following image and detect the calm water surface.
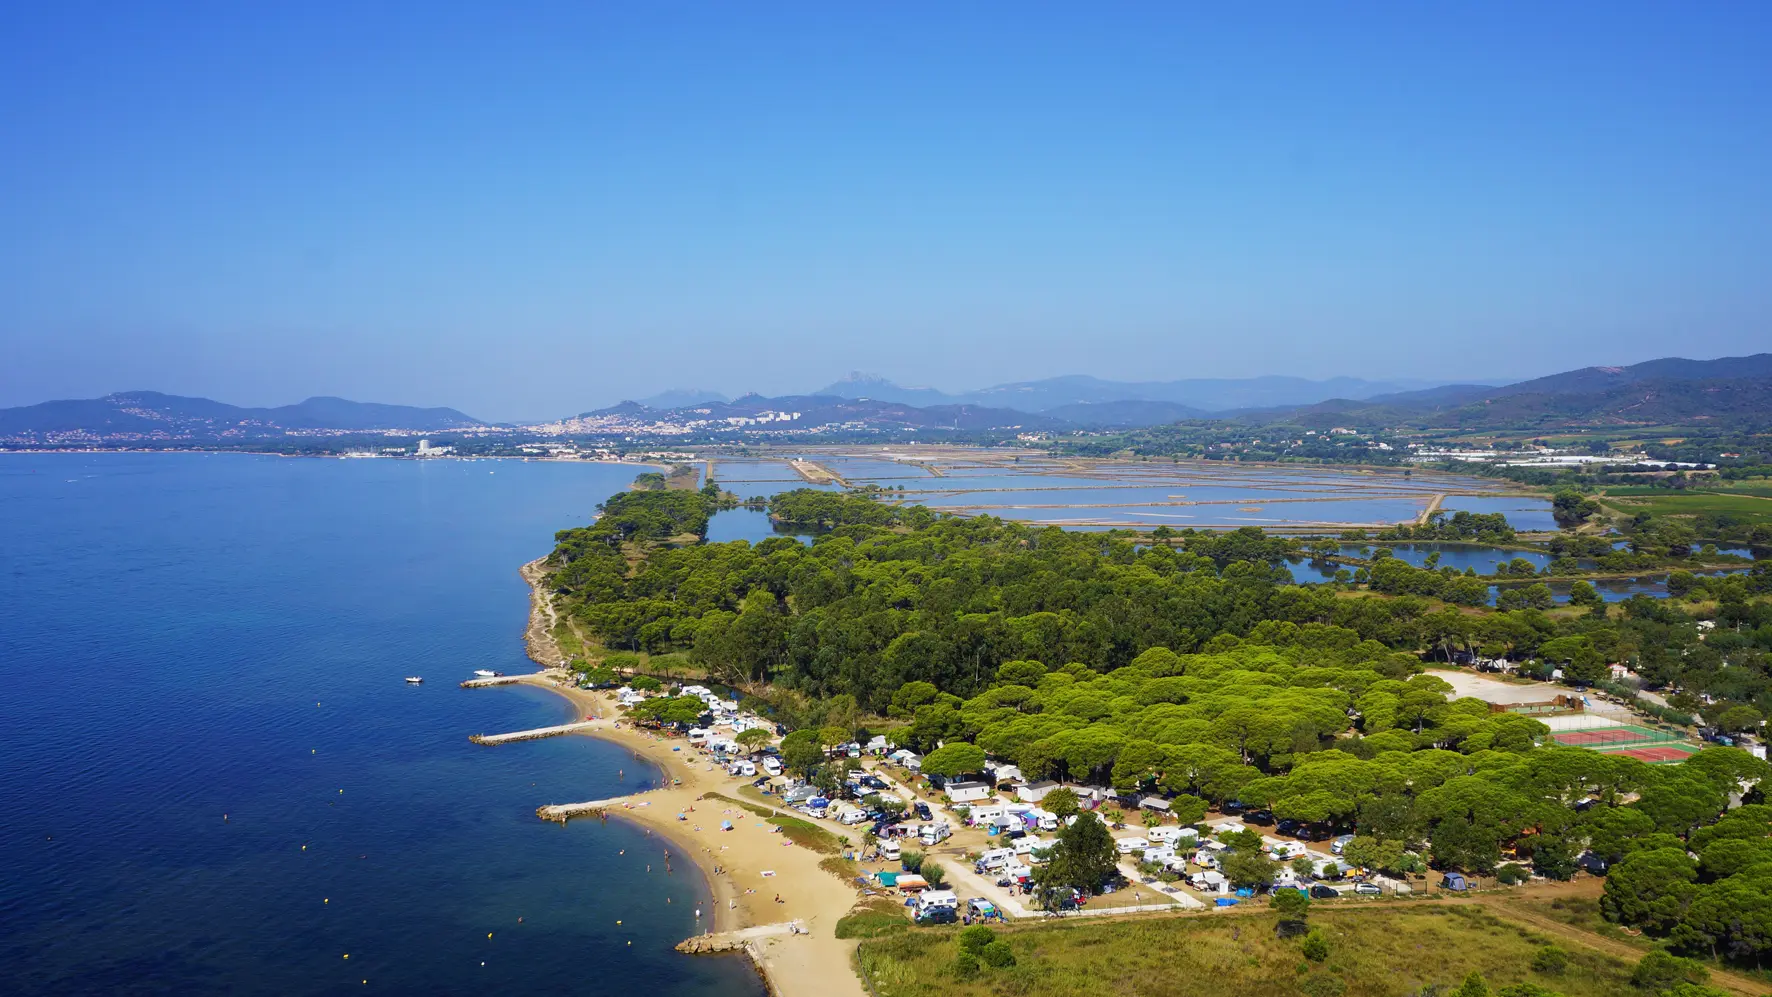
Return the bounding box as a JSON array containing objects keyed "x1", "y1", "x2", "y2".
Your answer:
[{"x1": 0, "y1": 454, "x2": 765, "y2": 997}]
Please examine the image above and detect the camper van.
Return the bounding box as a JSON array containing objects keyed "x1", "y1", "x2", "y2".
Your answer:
[
  {"x1": 1031, "y1": 809, "x2": 1059, "y2": 832},
  {"x1": 806, "y1": 797, "x2": 830, "y2": 819},
  {"x1": 918, "y1": 821, "x2": 952, "y2": 846},
  {"x1": 879, "y1": 839, "x2": 902, "y2": 862},
  {"x1": 969, "y1": 805, "x2": 1007, "y2": 826},
  {"x1": 727, "y1": 760, "x2": 756, "y2": 777},
  {"x1": 975, "y1": 847, "x2": 1015, "y2": 873},
  {"x1": 761, "y1": 756, "x2": 782, "y2": 776},
  {"x1": 1011, "y1": 836, "x2": 1043, "y2": 857},
  {"x1": 838, "y1": 806, "x2": 869, "y2": 825},
  {"x1": 913, "y1": 889, "x2": 959, "y2": 920}
]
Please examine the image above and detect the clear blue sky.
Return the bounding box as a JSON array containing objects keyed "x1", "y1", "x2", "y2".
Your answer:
[{"x1": 2, "y1": 2, "x2": 1768, "y2": 421}]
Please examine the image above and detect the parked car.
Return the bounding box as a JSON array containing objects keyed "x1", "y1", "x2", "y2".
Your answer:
[
  {"x1": 1245, "y1": 810, "x2": 1275, "y2": 826},
  {"x1": 1309, "y1": 885, "x2": 1340, "y2": 899},
  {"x1": 1354, "y1": 882, "x2": 1381, "y2": 896},
  {"x1": 1275, "y1": 819, "x2": 1302, "y2": 837},
  {"x1": 914, "y1": 803, "x2": 933, "y2": 821},
  {"x1": 915, "y1": 906, "x2": 957, "y2": 926},
  {"x1": 1330, "y1": 834, "x2": 1356, "y2": 855}
]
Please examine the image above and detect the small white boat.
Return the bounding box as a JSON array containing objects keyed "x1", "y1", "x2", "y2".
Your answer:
[
  {"x1": 405, "y1": 676, "x2": 424, "y2": 684},
  {"x1": 473, "y1": 670, "x2": 501, "y2": 678}
]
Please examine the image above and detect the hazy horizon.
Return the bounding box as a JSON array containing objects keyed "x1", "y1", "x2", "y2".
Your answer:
[{"x1": 4, "y1": 3, "x2": 1769, "y2": 422}]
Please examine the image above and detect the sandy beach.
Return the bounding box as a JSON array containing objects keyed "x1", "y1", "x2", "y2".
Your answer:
[{"x1": 503, "y1": 565, "x2": 868, "y2": 997}]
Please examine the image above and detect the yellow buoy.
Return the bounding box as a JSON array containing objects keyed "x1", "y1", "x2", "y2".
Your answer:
[
  {"x1": 487, "y1": 932, "x2": 493, "y2": 938},
  {"x1": 324, "y1": 899, "x2": 329, "y2": 904},
  {"x1": 343, "y1": 954, "x2": 350, "y2": 960}
]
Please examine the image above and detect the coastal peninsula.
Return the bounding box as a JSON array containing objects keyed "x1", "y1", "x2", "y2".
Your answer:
[{"x1": 502, "y1": 560, "x2": 869, "y2": 997}]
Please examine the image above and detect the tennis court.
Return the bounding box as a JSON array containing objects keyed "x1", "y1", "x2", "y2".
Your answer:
[
  {"x1": 1552, "y1": 724, "x2": 1661, "y2": 747},
  {"x1": 1596, "y1": 743, "x2": 1701, "y2": 764}
]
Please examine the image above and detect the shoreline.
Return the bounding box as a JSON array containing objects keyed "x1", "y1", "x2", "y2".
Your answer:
[{"x1": 506, "y1": 562, "x2": 866, "y2": 997}]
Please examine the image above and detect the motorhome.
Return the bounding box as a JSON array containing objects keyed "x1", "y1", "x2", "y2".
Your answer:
[
  {"x1": 837, "y1": 806, "x2": 869, "y2": 825},
  {"x1": 918, "y1": 821, "x2": 952, "y2": 846},
  {"x1": 969, "y1": 804, "x2": 1007, "y2": 825},
  {"x1": 975, "y1": 847, "x2": 1015, "y2": 873},
  {"x1": 1148, "y1": 826, "x2": 1188, "y2": 844},
  {"x1": 1011, "y1": 836, "x2": 1043, "y2": 857},
  {"x1": 913, "y1": 889, "x2": 959, "y2": 918},
  {"x1": 878, "y1": 839, "x2": 901, "y2": 862},
  {"x1": 1143, "y1": 845, "x2": 1177, "y2": 865},
  {"x1": 1031, "y1": 809, "x2": 1059, "y2": 832},
  {"x1": 805, "y1": 797, "x2": 830, "y2": 819},
  {"x1": 727, "y1": 760, "x2": 756, "y2": 777},
  {"x1": 761, "y1": 756, "x2": 782, "y2": 776},
  {"x1": 1269, "y1": 841, "x2": 1308, "y2": 861}
]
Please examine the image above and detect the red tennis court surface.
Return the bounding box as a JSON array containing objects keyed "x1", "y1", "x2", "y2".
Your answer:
[
  {"x1": 1605, "y1": 745, "x2": 1697, "y2": 763},
  {"x1": 1553, "y1": 728, "x2": 1650, "y2": 746}
]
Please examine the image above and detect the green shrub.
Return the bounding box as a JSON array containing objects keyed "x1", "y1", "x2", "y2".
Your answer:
[
  {"x1": 922, "y1": 861, "x2": 948, "y2": 889},
  {"x1": 1530, "y1": 945, "x2": 1569, "y2": 976},
  {"x1": 1299, "y1": 973, "x2": 1347, "y2": 997},
  {"x1": 952, "y1": 951, "x2": 980, "y2": 980},
  {"x1": 1630, "y1": 951, "x2": 1708, "y2": 991},
  {"x1": 980, "y1": 940, "x2": 1017, "y2": 968},
  {"x1": 957, "y1": 925, "x2": 996, "y2": 953},
  {"x1": 1496, "y1": 863, "x2": 1531, "y2": 885},
  {"x1": 1301, "y1": 929, "x2": 1329, "y2": 962}
]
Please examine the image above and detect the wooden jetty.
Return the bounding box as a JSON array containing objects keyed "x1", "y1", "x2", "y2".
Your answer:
[{"x1": 470, "y1": 720, "x2": 604, "y2": 745}]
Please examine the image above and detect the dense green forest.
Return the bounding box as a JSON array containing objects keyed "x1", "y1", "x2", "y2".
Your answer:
[
  {"x1": 544, "y1": 487, "x2": 1772, "y2": 965},
  {"x1": 550, "y1": 489, "x2": 1772, "y2": 709}
]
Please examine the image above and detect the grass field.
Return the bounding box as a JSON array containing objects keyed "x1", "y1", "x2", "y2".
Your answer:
[
  {"x1": 702, "y1": 791, "x2": 844, "y2": 853},
  {"x1": 1600, "y1": 489, "x2": 1772, "y2": 526},
  {"x1": 857, "y1": 906, "x2": 1638, "y2": 997}
]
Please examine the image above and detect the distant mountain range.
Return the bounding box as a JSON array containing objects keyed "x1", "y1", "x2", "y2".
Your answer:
[
  {"x1": 810, "y1": 371, "x2": 1458, "y2": 414},
  {"x1": 0, "y1": 391, "x2": 482, "y2": 441},
  {"x1": 1269, "y1": 353, "x2": 1772, "y2": 429},
  {"x1": 7, "y1": 354, "x2": 1768, "y2": 444}
]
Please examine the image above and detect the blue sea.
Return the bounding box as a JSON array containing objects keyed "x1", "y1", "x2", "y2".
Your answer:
[{"x1": 0, "y1": 453, "x2": 767, "y2": 997}]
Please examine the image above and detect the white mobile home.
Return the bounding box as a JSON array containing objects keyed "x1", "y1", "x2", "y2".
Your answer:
[{"x1": 946, "y1": 781, "x2": 993, "y2": 804}]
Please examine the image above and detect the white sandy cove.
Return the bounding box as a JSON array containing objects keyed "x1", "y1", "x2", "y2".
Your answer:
[{"x1": 511, "y1": 673, "x2": 868, "y2": 997}]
